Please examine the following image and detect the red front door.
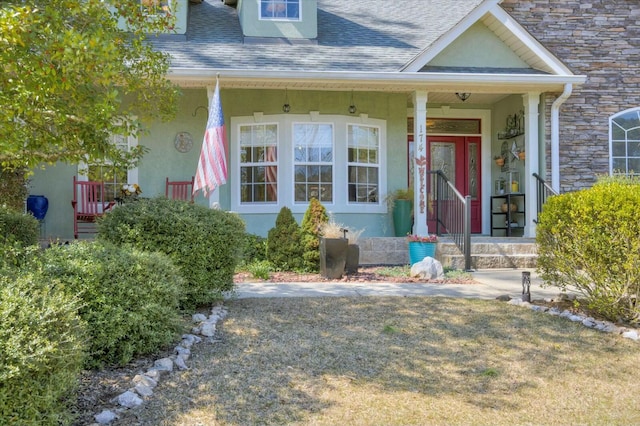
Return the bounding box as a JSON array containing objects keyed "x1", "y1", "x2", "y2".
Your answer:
[{"x1": 426, "y1": 136, "x2": 482, "y2": 233}]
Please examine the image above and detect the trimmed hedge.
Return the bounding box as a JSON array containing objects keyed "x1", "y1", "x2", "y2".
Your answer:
[
  {"x1": 97, "y1": 197, "x2": 245, "y2": 308},
  {"x1": 537, "y1": 176, "x2": 640, "y2": 323},
  {"x1": 41, "y1": 241, "x2": 184, "y2": 368},
  {"x1": 0, "y1": 207, "x2": 40, "y2": 270},
  {"x1": 0, "y1": 269, "x2": 86, "y2": 425},
  {"x1": 0, "y1": 206, "x2": 39, "y2": 246}
]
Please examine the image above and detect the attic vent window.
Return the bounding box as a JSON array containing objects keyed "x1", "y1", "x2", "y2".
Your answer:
[{"x1": 260, "y1": 0, "x2": 300, "y2": 21}]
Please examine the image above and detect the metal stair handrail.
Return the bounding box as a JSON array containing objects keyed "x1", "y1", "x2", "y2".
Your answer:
[
  {"x1": 427, "y1": 170, "x2": 472, "y2": 271},
  {"x1": 532, "y1": 172, "x2": 558, "y2": 223}
]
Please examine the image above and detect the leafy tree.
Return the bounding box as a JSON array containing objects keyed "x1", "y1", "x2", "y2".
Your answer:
[{"x1": 0, "y1": 0, "x2": 180, "y2": 171}]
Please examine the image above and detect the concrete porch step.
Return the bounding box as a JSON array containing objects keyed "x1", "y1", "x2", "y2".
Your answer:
[
  {"x1": 438, "y1": 237, "x2": 537, "y2": 270},
  {"x1": 359, "y1": 237, "x2": 538, "y2": 270}
]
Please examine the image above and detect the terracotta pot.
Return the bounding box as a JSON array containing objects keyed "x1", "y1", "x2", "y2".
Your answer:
[
  {"x1": 495, "y1": 158, "x2": 505, "y2": 166},
  {"x1": 518, "y1": 152, "x2": 526, "y2": 160}
]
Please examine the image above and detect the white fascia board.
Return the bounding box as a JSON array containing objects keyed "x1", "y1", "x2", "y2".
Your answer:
[
  {"x1": 489, "y1": 7, "x2": 574, "y2": 76},
  {"x1": 168, "y1": 68, "x2": 586, "y2": 90},
  {"x1": 401, "y1": 0, "x2": 501, "y2": 72}
]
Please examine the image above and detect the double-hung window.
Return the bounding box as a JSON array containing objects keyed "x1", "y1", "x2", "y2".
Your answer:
[
  {"x1": 610, "y1": 108, "x2": 640, "y2": 176},
  {"x1": 231, "y1": 113, "x2": 386, "y2": 214},
  {"x1": 348, "y1": 124, "x2": 380, "y2": 203},
  {"x1": 293, "y1": 123, "x2": 333, "y2": 203},
  {"x1": 239, "y1": 124, "x2": 278, "y2": 203},
  {"x1": 260, "y1": 0, "x2": 300, "y2": 20},
  {"x1": 79, "y1": 131, "x2": 138, "y2": 202}
]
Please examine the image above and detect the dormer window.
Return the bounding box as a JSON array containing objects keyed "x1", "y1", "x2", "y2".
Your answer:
[{"x1": 260, "y1": 0, "x2": 300, "y2": 21}]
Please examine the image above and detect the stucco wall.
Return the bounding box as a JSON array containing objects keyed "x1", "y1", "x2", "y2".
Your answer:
[
  {"x1": 501, "y1": 1, "x2": 640, "y2": 192},
  {"x1": 31, "y1": 88, "x2": 409, "y2": 240}
]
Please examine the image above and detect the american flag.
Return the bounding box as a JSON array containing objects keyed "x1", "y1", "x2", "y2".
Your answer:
[{"x1": 193, "y1": 81, "x2": 228, "y2": 197}]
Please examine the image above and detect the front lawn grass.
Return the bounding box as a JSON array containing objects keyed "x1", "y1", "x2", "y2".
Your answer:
[{"x1": 113, "y1": 297, "x2": 640, "y2": 425}]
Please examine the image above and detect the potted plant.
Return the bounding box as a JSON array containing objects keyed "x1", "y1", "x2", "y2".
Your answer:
[
  {"x1": 407, "y1": 234, "x2": 438, "y2": 266},
  {"x1": 494, "y1": 155, "x2": 505, "y2": 167},
  {"x1": 319, "y1": 220, "x2": 349, "y2": 279},
  {"x1": 387, "y1": 188, "x2": 413, "y2": 237},
  {"x1": 343, "y1": 226, "x2": 363, "y2": 275}
]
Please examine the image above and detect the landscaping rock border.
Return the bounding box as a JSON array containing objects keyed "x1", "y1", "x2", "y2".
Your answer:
[
  {"x1": 502, "y1": 295, "x2": 640, "y2": 342},
  {"x1": 90, "y1": 304, "x2": 228, "y2": 425}
]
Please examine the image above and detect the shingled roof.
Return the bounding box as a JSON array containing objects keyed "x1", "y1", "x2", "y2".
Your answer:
[{"x1": 153, "y1": 0, "x2": 486, "y2": 72}]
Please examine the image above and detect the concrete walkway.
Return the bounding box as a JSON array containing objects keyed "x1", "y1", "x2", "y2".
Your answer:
[{"x1": 231, "y1": 268, "x2": 562, "y2": 301}]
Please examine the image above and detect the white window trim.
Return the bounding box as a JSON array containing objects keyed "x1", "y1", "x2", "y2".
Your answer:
[
  {"x1": 609, "y1": 107, "x2": 640, "y2": 176},
  {"x1": 292, "y1": 121, "x2": 335, "y2": 205},
  {"x1": 77, "y1": 131, "x2": 139, "y2": 185},
  {"x1": 346, "y1": 123, "x2": 382, "y2": 206},
  {"x1": 259, "y1": 0, "x2": 301, "y2": 21},
  {"x1": 231, "y1": 113, "x2": 387, "y2": 214}
]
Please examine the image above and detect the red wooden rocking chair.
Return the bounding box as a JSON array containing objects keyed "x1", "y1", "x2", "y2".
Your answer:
[
  {"x1": 165, "y1": 176, "x2": 195, "y2": 202},
  {"x1": 72, "y1": 176, "x2": 115, "y2": 239}
]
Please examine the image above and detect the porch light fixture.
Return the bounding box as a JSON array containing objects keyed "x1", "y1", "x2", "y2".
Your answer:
[
  {"x1": 348, "y1": 91, "x2": 357, "y2": 114},
  {"x1": 521, "y1": 271, "x2": 531, "y2": 302},
  {"x1": 455, "y1": 92, "x2": 471, "y2": 102},
  {"x1": 282, "y1": 89, "x2": 291, "y2": 113}
]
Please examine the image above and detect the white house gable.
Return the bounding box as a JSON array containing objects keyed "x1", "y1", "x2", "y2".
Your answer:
[
  {"x1": 403, "y1": 2, "x2": 574, "y2": 77},
  {"x1": 428, "y1": 22, "x2": 530, "y2": 70}
]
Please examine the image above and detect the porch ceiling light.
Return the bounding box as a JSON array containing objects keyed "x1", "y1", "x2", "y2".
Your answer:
[
  {"x1": 455, "y1": 92, "x2": 471, "y2": 102},
  {"x1": 348, "y1": 90, "x2": 357, "y2": 114},
  {"x1": 283, "y1": 89, "x2": 291, "y2": 113}
]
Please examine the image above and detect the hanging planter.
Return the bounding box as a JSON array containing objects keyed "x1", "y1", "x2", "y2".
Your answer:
[
  {"x1": 518, "y1": 151, "x2": 526, "y2": 161},
  {"x1": 494, "y1": 155, "x2": 505, "y2": 167}
]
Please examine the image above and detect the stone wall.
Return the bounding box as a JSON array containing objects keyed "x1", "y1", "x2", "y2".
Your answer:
[{"x1": 500, "y1": 1, "x2": 640, "y2": 191}]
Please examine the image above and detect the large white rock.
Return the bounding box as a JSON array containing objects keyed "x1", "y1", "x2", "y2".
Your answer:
[{"x1": 410, "y1": 257, "x2": 444, "y2": 280}]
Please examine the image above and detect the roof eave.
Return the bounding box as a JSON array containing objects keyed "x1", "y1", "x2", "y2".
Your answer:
[{"x1": 168, "y1": 68, "x2": 587, "y2": 93}]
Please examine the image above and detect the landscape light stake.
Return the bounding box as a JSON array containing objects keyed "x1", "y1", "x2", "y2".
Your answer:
[{"x1": 522, "y1": 271, "x2": 531, "y2": 302}]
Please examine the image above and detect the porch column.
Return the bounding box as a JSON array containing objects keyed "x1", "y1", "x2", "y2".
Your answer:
[
  {"x1": 412, "y1": 91, "x2": 428, "y2": 236},
  {"x1": 523, "y1": 92, "x2": 540, "y2": 238}
]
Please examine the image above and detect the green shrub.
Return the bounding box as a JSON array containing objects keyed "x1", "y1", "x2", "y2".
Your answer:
[
  {"x1": 300, "y1": 198, "x2": 329, "y2": 272},
  {"x1": 97, "y1": 197, "x2": 245, "y2": 308},
  {"x1": 41, "y1": 241, "x2": 184, "y2": 368},
  {"x1": 240, "y1": 233, "x2": 267, "y2": 265},
  {"x1": 266, "y1": 206, "x2": 304, "y2": 271},
  {"x1": 0, "y1": 269, "x2": 86, "y2": 425},
  {"x1": 537, "y1": 176, "x2": 640, "y2": 323},
  {"x1": 0, "y1": 207, "x2": 40, "y2": 270},
  {"x1": 0, "y1": 205, "x2": 39, "y2": 246},
  {"x1": 247, "y1": 260, "x2": 272, "y2": 280}
]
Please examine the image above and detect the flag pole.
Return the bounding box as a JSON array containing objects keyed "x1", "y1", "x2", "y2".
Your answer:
[{"x1": 193, "y1": 73, "x2": 228, "y2": 209}]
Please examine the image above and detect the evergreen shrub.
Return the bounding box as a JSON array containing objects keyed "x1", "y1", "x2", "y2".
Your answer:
[
  {"x1": 41, "y1": 241, "x2": 184, "y2": 368},
  {"x1": 266, "y1": 206, "x2": 304, "y2": 271},
  {"x1": 97, "y1": 197, "x2": 245, "y2": 308},
  {"x1": 300, "y1": 198, "x2": 328, "y2": 272},
  {"x1": 0, "y1": 269, "x2": 86, "y2": 425},
  {"x1": 537, "y1": 176, "x2": 640, "y2": 323},
  {"x1": 241, "y1": 233, "x2": 267, "y2": 265}
]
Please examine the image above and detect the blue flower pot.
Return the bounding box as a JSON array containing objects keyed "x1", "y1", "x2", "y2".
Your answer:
[
  {"x1": 26, "y1": 195, "x2": 49, "y2": 220},
  {"x1": 408, "y1": 242, "x2": 436, "y2": 266}
]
